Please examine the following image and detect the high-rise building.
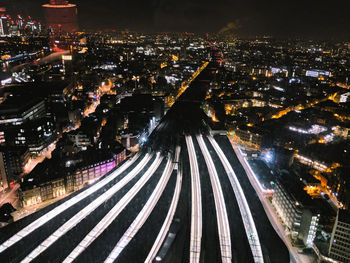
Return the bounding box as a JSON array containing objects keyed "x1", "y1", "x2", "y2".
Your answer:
[
  {"x1": 0, "y1": 14, "x2": 9, "y2": 35},
  {"x1": 0, "y1": 96, "x2": 56, "y2": 156},
  {"x1": 42, "y1": 0, "x2": 78, "y2": 33},
  {"x1": 329, "y1": 210, "x2": 350, "y2": 262},
  {"x1": 271, "y1": 172, "x2": 335, "y2": 247},
  {"x1": 0, "y1": 147, "x2": 30, "y2": 189}
]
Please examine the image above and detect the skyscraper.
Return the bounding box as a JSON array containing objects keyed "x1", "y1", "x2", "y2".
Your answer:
[{"x1": 42, "y1": 0, "x2": 78, "y2": 33}]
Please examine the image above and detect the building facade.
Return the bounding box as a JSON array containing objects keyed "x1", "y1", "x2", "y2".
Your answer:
[
  {"x1": 0, "y1": 147, "x2": 30, "y2": 189},
  {"x1": 329, "y1": 210, "x2": 350, "y2": 262},
  {"x1": 20, "y1": 149, "x2": 126, "y2": 207},
  {"x1": 42, "y1": 0, "x2": 78, "y2": 33},
  {"x1": 272, "y1": 178, "x2": 320, "y2": 246}
]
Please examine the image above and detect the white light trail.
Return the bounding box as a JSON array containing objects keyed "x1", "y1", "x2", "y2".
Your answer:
[
  {"x1": 62, "y1": 153, "x2": 163, "y2": 263},
  {"x1": 196, "y1": 135, "x2": 231, "y2": 263},
  {"x1": 208, "y1": 136, "x2": 264, "y2": 263},
  {"x1": 186, "y1": 136, "x2": 202, "y2": 263},
  {"x1": 0, "y1": 154, "x2": 140, "y2": 254},
  {"x1": 20, "y1": 154, "x2": 152, "y2": 263},
  {"x1": 104, "y1": 156, "x2": 175, "y2": 263},
  {"x1": 233, "y1": 144, "x2": 301, "y2": 263},
  {"x1": 145, "y1": 155, "x2": 182, "y2": 263}
]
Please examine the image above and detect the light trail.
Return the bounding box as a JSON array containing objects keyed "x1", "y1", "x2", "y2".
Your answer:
[
  {"x1": 0, "y1": 153, "x2": 140, "y2": 254},
  {"x1": 237, "y1": 147, "x2": 266, "y2": 193},
  {"x1": 208, "y1": 136, "x2": 264, "y2": 263},
  {"x1": 104, "y1": 155, "x2": 176, "y2": 263},
  {"x1": 186, "y1": 136, "x2": 202, "y2": 263},
  {"x1": 20, "y1": 154, "x2": 152, "y2": 263},
  {"x1": 233, "y1": 145, "x2": 301, "y2": 263},
  {"x1": 196, "y1": 135, "x2": 232, "y2": 263},
  {"x1": 62, "y1": 153, "x2": 163, "y2": 263},
  {"x1": 144, "y1": 155, "x2": 182, "y2": 263}
]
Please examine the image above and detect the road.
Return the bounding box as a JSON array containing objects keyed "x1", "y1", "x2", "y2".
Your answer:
[
  {"x1": 197, "y1": 135, "x2": 232, "y2": 263},
  {"x1": 208, "y1": 136, "x2": 264, "y2": 263},
  {"x1": 0, "y1": 184, "x2": 19, "y2": 208},
  {"x1": 0, "y1": 59, "x2": 291, "y2": 263},
  {"x1": 63, "y1": 153, "x2": 163, "y2": 263},
  {"x1": 144, "y1": 147, "x2": 182, "y2": 262},
  {"x1": 20, "y1": 154, "x2": 152, "y2": 263},
  {"x1": 232, "y1": 144, "x2": 304, "y2": 263},
  {"x1": 0, "y1": 153, "x2": 141, "y2": 254},
  {"x1": 215, "y1": 135, "x2": 290, "y2": 263},
  {"x1": 185, "y1": 136, "x2": 202, "y2": 263},
  {"x1": 104, "y1": 156, "x2": 174, "y2": 263}
]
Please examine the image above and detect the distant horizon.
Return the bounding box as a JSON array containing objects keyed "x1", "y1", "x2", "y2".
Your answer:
[{"x1": 1, "y1": 0, "x2": 350, "y2": 40}]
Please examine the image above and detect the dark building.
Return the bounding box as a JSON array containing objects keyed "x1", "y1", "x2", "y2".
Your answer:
[
  {"x1": 0, "y1": 95, "x2": 56, "y2": 156},
  {"x1": 120, "y1": 94, "x2": 164, "y2": 135},
  {"x1": 42, "y1": 0, "x2": 78, "y2": 33},
  {"x1": 42, "y1": 0, "x2": 79, "y2": 50},
  {"x1": 0, "y1": 147, "x2": 29, "y2": 189}
]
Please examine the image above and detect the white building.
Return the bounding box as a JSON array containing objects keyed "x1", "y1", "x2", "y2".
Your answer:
[
  {"x1": 329, "y1": 210, "x2": 350, "y2": 263},
  {"x1": 272, "y1": 176, "x2": 320, "y2": 246}
]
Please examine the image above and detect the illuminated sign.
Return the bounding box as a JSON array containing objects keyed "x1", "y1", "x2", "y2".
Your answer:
[{"x1": 62, "y1": 55, "x2": 72, "y2": 61}]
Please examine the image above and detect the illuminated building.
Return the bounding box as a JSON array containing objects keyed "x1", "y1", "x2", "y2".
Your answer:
[
  {"x1": 234, "y1": 126, "x2": 263, "y2": 149},
  {"x1": 0, "y1": 13, "x2": 42, "y2": 36},
  {"x1": 42, "y1": 0, "x2": 78, "y2": 33},
  {"x1": 0, "y1": 14, "x2": 5, "y2": 35},
  {"x1": 329, "y1": 210, "x2": 350, "y2": 262},
  {"x1": 0, "y1": 97, "x2": 56, "y2": 156},
  {"x1": 20, "y1": 148, "x2": 126, "y2": 207},
  {"x1": 271, "y1": 173, "x2": 334, "y2": 247}
]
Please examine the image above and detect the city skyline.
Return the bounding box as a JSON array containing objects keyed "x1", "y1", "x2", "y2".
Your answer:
[
  {"x1": 0, "y1": 0, "x2": 349, "y2": 39},
  {"x1": 1, "y1": 1, "x2": 350, "y2": 262}
]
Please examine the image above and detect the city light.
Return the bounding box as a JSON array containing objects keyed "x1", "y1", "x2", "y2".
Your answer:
[{"x1": 0, "y1": 4, "x2": 349, "y2": 263}]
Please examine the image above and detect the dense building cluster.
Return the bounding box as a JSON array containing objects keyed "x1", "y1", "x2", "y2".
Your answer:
[
  {"x1": 0, "y1": 13, "x2": 42, "y2": 37},
  {"x1": 204, "y1": 38, "x2": 350, "y2": 262},
  {"x1": 0, "y1": 32, "x2": 208, "y2": 210},
  {"x1": 0, "y1": 25, "x2": 350, "y2": 262}
]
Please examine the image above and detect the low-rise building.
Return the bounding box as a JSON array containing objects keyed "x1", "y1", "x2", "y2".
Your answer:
[
  {"x1": 20, "y1": 148, "x2": 126, "y2": 207},
  {"x1": 235, "y1": 126, "x2": 263, "y2": 149}
]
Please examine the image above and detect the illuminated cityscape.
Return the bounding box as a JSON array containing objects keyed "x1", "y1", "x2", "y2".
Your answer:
[{"x1": 0, "y1": 1, "x2": 349, "y2": 263}]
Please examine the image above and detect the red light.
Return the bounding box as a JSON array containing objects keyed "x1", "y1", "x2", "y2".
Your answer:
[{"x1": 58, "y1": 24, "x2": 62, "y2": 27}]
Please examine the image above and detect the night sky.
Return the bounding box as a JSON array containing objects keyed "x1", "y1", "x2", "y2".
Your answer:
[{"x1": 2, "y1": 0, "x2": 350, "y2": 39}]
